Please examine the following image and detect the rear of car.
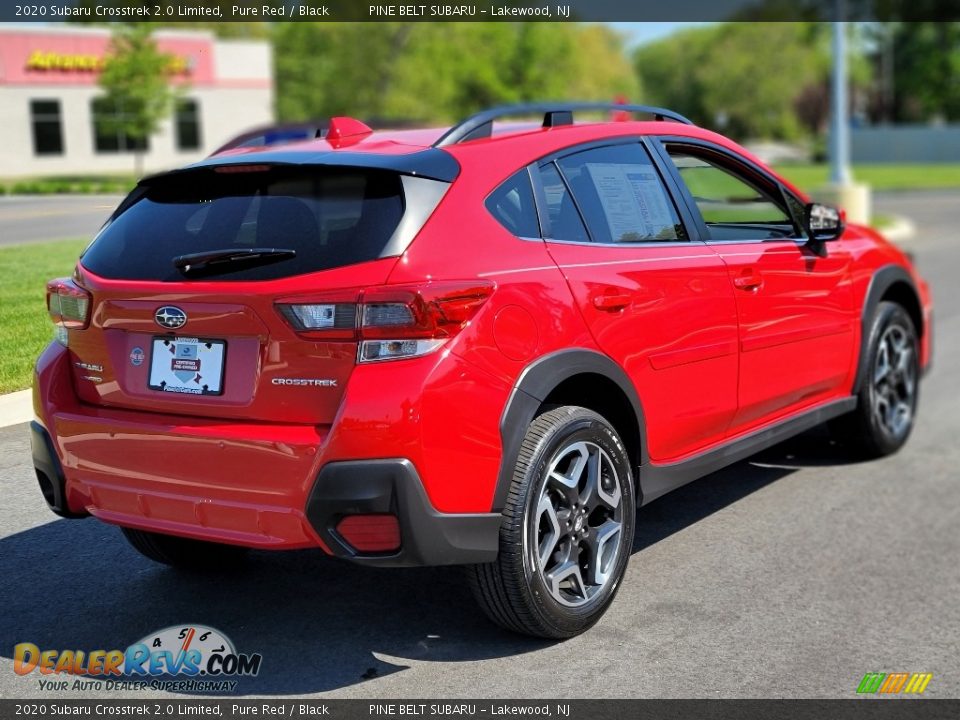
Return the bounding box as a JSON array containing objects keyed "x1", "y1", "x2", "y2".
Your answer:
[{"x1": 32, "y1": 148, "x2": 505, "y2": 560}]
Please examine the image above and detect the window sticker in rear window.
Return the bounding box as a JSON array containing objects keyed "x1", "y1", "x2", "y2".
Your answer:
[{"x1": 585, "y1": 163, "x2": 678, "y2": 242}]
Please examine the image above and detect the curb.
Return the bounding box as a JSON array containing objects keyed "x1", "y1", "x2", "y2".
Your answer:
[
  {"x1": 877, "y1": 214, "x2": 916, "y2": 244},
  {"x1": 0, "y1": 389, "x2": 32, "y2": 429}
]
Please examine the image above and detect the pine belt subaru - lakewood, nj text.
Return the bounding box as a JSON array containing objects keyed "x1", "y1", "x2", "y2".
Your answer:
[{"x1": 31, "y1": 104, "x2": 933, "y2": 638}]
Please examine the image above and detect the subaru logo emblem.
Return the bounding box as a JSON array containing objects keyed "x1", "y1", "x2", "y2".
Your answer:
[{"x1": 155, "y1": 306, "x2": 187, "y2": 329}]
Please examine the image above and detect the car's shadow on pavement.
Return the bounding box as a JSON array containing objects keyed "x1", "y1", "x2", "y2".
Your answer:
[{"x1": 0, "y1": 428, "x2": 852, "y2": 695}]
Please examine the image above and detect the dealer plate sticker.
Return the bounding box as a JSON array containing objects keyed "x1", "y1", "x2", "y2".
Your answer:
[{"x1": 148, "y1": 337, "x2": 226, "y2": 396}]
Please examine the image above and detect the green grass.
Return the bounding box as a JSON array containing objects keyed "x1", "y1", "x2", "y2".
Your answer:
[
  {"x1": 0, "y1": 174, "x2": 135, "y2": 196},
  {"x1": 0, "y1": 239, "x2": 88, "y2": 393},
  {"x1": 773, "y1": 164, "x2": 960, "y2": 192}
]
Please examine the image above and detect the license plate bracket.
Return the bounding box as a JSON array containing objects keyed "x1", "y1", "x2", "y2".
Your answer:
[{"x1": 148, "y1": 336, "x2": 227, "y2": 396}]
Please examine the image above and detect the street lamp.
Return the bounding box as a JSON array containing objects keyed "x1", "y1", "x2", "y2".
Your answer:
[
  {"x1": 820, "y1": 6, "x2": 871, "y2": 224},
  {"x1": 830, "y1": 19, "x2": 851, "y2": 185}
]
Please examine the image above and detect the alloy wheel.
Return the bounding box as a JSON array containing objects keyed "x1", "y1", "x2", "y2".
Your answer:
[
  {"x1": 872, "y1": 323, "x2": 917, "y2": 439},
  {"x1": 532, "y1": 440, "x2": 624, "y2": 608}
]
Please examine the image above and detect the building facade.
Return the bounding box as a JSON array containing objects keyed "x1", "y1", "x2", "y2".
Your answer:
[{"x1": 0, "y1": 25, "x2": 273, "y2": 179}]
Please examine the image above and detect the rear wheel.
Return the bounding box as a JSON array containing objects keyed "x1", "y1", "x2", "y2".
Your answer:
[
  {"x1": 832, "y1": 301, "x2": 919, "y2": 457},
  {"x1": 121, "y1": 527, "x2": 248, "y2": 570},
  {"x1": 469, "y1": 406, "x2": 636, "y2": 639}
]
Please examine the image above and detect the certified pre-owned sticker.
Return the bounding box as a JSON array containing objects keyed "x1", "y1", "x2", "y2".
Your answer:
[
  {"x1": 129, "y1": 347, "x2": 145, "y2": 367},
  {"x1": 272, "y1": 378, "x2": 338, "y2": 387}
]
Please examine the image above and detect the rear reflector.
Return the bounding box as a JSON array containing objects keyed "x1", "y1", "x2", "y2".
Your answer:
[
  {"x1": 335, "y1": 514, "x2": 401, "y2": 553},
  {"x1": 47, "y1": 277, "x2": 91, "y2": 346}
]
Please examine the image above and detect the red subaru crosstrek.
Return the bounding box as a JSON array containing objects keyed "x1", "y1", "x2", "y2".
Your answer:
[{"x1": 32, "y1": 104, "x2": 932, "y2": 638}]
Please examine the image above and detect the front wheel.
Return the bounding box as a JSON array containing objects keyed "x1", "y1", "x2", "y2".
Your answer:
[
  {"x1": 469, "y1": 406, "x2": 636, "y2": 639},
  {"x1": 831, "y1": 301, "x2": 920, "y2": 458}
]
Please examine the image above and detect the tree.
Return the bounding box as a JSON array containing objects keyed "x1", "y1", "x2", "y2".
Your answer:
[
  {"x1": 97, "y1": 23, "x2": 181, "y2": 177},
  {"x1": 867, "y1": 22, "x2": 960, "y2": 122},
  {"x1": 635, "y1": 22, "x2": 871, "y2": 142},
  {"x1": 273, "y1": 22, "x2": 639, "y2": 124}
]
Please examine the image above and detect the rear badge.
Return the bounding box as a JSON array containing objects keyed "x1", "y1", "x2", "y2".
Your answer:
[
  {"x1": 129, "y1": 347, "x2": 145, "y2": 367},
  {"x1": 155, "y1": 306, "x2": 187, "y2": 329},
  {"x1": 74, "y1": 361, "x2": 103, "y2": 373},
  {"x1": 271, "y1": 378, "x2": 338, "y2": 388}
]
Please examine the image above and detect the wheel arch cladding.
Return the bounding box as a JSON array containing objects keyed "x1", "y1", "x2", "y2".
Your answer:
[
  {"x1": 854, "y1": 264, "x2": 924, "y2": 395},
  {"x1": 493, "y1": 349, "x2": 647, "y2": 511}
]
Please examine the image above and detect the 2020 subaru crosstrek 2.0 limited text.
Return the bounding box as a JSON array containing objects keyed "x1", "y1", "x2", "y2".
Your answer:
[{"x1": 31, "y1": 105, "x2": 932, "y2": 638}]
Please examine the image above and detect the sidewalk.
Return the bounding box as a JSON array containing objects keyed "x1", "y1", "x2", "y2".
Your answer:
[
  {"x1": 880, "y1": 214, "x2": 917, "y2": 244},
  {"x1": 0, "y1": 389, "x2": 31, "y2": 429}
]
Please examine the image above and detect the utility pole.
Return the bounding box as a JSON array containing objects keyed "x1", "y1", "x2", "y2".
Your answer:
[
  {"x1": 829, "y1": 18, "x2": 851, "y2": 185},
  {"x1": 819, "y1": 1, "x2": 871, "y2": 224}
]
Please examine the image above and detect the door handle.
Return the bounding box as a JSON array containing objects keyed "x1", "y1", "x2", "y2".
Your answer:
[
  {"x1": 733, "y1": 269, "x2": 763, "y2": 291},
  {"x1": 593, "y1": 292, "x2": 632, "y2": 311}
]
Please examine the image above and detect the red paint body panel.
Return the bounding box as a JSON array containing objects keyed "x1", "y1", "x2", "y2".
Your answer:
[
  {"x1": 710, "y1": 240, "x2": 857, "y2": 430},
  {"x1": 546, "y1": 241, "x2": 739, "y2": 461},
  {"x1": 31, "y1": 115, "x2": 934, "y2": 555}
]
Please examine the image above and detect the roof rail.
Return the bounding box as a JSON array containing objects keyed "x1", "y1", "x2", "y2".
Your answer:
[{"x1": 433, "y1": 102, "x2": 694, "y2": 148}]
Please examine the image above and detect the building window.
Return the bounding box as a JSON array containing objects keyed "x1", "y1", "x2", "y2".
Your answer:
[
  {"x1": 91, "y1": 97, "x2": 149, "y2": 154},
  {"x1": 30, "y1": 100, "x2": 64, "y2": 156},
  {"x1": 175, "y1": 99, "x2": 202, "y2": 151}
]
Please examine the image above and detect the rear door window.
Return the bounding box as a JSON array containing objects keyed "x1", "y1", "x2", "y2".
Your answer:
[
  {"x1": 81, "y1": 166, "x2": 408, "y2": 281},
  {"x1": 556, "y1": 143, "x2": 686, "y2": 243}
]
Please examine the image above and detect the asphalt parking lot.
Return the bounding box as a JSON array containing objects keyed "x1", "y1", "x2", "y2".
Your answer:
[
  {"x1": 0, "y1": 195, "x2": 124, "y2": 247},
  {"x1": 0, "y1": 191, "x2": 957, "y2": 700}
]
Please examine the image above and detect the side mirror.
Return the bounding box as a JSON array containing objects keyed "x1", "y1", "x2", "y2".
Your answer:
[{"x1": 804, "y1": 202, "x2": 845, "y2": 242}]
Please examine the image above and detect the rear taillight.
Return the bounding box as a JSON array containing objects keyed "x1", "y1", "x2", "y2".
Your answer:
[
  {"x1": 277, "y1": 301, "x2": 358, "y2": 339},
  {"x1": 357, "y1": 282, "x2": 493, "y2": 362},
  {"x1": 46, "y1": 277, "x2": 91, "y2": 346},
  {"x1": 276, "y1": 281, "x2": 494, "y2": 362}
]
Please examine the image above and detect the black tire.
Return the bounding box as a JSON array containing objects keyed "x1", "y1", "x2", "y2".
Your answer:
[
  {"x1": 831, "y1": 301, "x2": 920, "y2": 458},
  {"x1": 469, "y1": 406, "x2": 636, "y2": 639},
  {"x1": 121, "y1": 527, "x2": 248, "y2": 570}
]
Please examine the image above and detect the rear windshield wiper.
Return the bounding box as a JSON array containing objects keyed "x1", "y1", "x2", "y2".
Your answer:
[{"x1": 173, "y1": 248, "x2": 296, "y2": 276}]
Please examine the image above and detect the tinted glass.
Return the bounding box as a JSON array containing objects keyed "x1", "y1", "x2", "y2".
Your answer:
[
  {"x1": 485, "y1": 169, "x2": 540, "y2": 238},
  {"x1": 557, "y1": 143, "x2": 685, "y2": 243},
  {"x1": 82, "y1": 167, "x2": 406, "y2": 282},
  {"x1": 30, "y1": 100, "x2": 63, "y2": 156},
  {"x1": 175, "y1": 99, "x2": 202, "y2": 151},
  {"x1": 537, "y1": 162, "x2": 589, "y2": 243},
  {"x1": 667, "y1": 149, "x2": 798, "y2": 240}
]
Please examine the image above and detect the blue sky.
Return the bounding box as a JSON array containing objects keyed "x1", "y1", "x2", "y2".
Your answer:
[{"x1": 610, "y1": 22, "x2": 715, "y2": 47}]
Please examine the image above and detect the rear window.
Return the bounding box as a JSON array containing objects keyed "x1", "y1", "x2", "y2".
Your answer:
[{"x1": 81, "y1": 166, "x2": 406, "y2": 281}]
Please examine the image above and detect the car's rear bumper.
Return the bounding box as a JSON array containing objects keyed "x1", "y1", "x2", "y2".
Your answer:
[
  {"x1": 307, "y1": 460, "x2": 499, "y2": 566},
  {"x1": 36, "y1": 404, "x2": 331, "y2": 550},
  {"x1": 32, "y1": 343, "x2": 502, "y2": 565}
]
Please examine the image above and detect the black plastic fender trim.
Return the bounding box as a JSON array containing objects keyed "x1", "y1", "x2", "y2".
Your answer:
[
  {"x1": 852, "y1": 264, "x2": 922, "y2": 395},
  {"x1": 493, "y1": 349, "x2": 648, "y2": 511}
]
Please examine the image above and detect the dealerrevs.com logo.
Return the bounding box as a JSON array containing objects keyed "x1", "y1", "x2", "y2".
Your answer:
[{"x1": 13, "y1": 625, "x2": 262, "y2": 693}]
